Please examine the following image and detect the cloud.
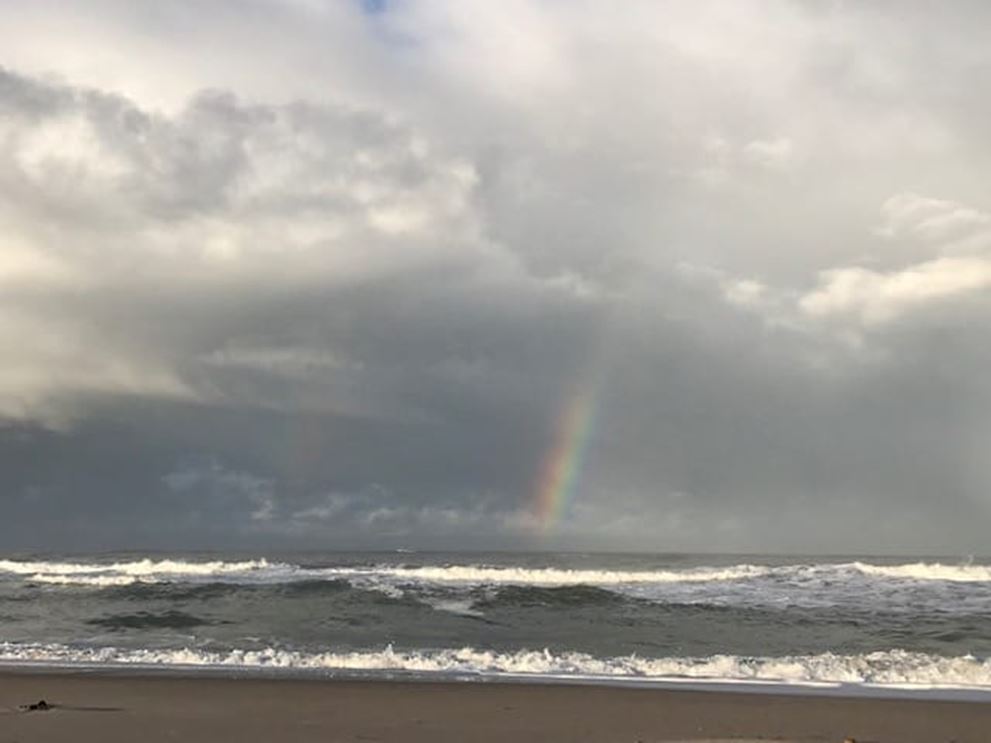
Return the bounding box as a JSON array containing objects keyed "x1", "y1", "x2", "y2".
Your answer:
[
  {"x1": 164, "y1": 461, "x2": 275, "y2": 523},
  {"x1": 712, "y1": 192, "x2": 991, "y2": 338},
  {"x1": 743, "y1": 137, "x2": 795, "y2": 170},
  {"x1": 0, "y1": 66, "x2": 523, "y2": 425},
  {"x1": 283, "y1": 485, "x2": 530, "y2": 541},
  {"x1": 876, "y1": 193, "x2": 991, "y2": 242},
  {"x1": 800, "y1": 255, "x2": 991, "y2": 325},
  {"x1": 2, "y1": 2, "x2": 991, "y2": 552},
  {"x1": 0, "y1": 69, "x2": 481, "y2": 280},
  {"x1": 800, "y1": 193, "x2": 991, "y2": 327}
]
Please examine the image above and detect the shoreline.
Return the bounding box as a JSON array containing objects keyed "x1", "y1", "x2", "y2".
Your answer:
[
  {"x1": 3, "y1": 670, "x2": 991, "y2": 743},
  {"x1": 3, "y1": 660, "x2": 991, "y2": 702}
]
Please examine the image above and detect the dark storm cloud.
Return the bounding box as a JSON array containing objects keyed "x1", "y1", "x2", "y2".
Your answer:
[{"x1": 1, "y1": 1, "x2": 990, "y2": 552}]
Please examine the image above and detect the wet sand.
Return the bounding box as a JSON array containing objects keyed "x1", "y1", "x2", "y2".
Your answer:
[{"x1": 1, "y1": 671, "x2": 989, "y2": 742}]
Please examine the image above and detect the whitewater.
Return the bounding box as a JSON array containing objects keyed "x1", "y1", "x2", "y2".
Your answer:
[{"x1": 2, "y1": 551, "x2": 990, "y2": 695}]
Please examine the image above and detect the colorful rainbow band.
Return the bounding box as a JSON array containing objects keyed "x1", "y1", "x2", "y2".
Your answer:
[{"x1": 531, "y1": 385, "x2": 598, "y2": 532}]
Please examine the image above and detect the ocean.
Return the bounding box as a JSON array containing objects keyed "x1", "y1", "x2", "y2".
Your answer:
[{"x1": 2, "y1": 551, "x2": 991, "y2": 696}]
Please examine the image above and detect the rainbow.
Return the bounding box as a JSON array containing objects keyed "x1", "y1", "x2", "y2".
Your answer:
[{"x1": 531, "y1": 382, "x2": 599, "y2": 533}]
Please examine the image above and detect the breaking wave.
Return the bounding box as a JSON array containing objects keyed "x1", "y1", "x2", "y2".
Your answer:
[
  {"x1": 1, "y1": 641, "x2": 989, "y2": 690},
  {"x1": 3, "y1": 557, "x2": 991, "y2": 590},
  {"x1": 0, "y1": 558, "x2": 770, "y2": 587},
  {"x1": 348, "y1": 564, "x2": 772, "y2": 585},
  {"x1": 30, "y1": 574, "x2": 159, "y2": 587},
  {"x1": 1, "y1": 558, "x2": 272, "y2": 585},
  {"x1": 852, "y1": 562, "x2": 991, "y2": 583}
]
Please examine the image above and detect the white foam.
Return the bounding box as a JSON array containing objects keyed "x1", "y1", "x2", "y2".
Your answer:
[
  {"x1": 337, "y1": 564, "x2": 772, "y2": 586},
  {"x1": 852, "y1": 561, "x2": 991, "y2": 583},
  {"x1": 1, "y1": 642, "x2": 989, "y2": 691},
  {"x1": 0, "y1": 558, "x2": 769, "y2": 588},
  {"x1": 424, "y1": 597, "x2": 486, "y2": 617},
  {"x1": 0, "y1": 558, "x2": 272, "y2": 577},
  {"x1": 30, "y1": 574, "x2": 146, "y2": 587},
  {"x1": 4, "y1": 557, "x2": 991, "y2": 591}
]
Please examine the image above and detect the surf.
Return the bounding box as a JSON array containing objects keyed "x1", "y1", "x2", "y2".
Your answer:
[{"x1": 2, "y1": 641, "x2": 991, "y2": 693}]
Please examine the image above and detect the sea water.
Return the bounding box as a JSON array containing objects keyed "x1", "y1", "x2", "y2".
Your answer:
[{"x1": 2, "y1": 551, "x2": 991, "y2": 695}]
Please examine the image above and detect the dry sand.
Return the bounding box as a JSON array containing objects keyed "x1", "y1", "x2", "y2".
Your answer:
[{"x1": 1, "y1": 670, "x2": 989, "y2": 742}]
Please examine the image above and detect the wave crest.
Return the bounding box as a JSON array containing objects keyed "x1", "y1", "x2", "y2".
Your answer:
[
  {"x1": 1, "y1": 642, "x2": 989, "y2": 690},
  {"x1": 4, "y1": 557, "x2": 991, "y2": 590},
  {"x1": 1, "y1": 558, "x2": 280, "y2": 587},
  {"x1": 852, "y1": 562, "x2": 991, "y2": 583},
  {"x1": 362, "y1": 564, "x2": 770, "y2": 585},
  {"x1": 0, "y1": 558, "x2": 769, "y2": 587}
]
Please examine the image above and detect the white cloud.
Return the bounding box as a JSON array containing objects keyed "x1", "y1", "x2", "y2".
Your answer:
[
  {"x1": 800, "y1": 256, "x2": 991, "y2": 325},
  {"x1": 742, "y1": 137, "x2": 794, "y2": 170},
  {"x1": 722, "y1": 278, "x2": 770, "y2": 308},
  {"x1": 710, "y1": 191, "x2": 991, "y2": 330},
  {"x1": 199, "y1": 346, "x2": 362, "y2": 378},
  {"x1": 0, "y1": 242, "x2": 77, "y2": 285},
  {"x1": 0, "y1": 309, "x2": 193, "y2": 427},
  {"x1": 876, "y1": 193, "x2": 991, "y2": 242},
  {"x1": 0, "y1": 69, "x2": 505, "y2": 424},
  {"x1": 798, "y1": 193, "x2": 991, "y2": 326}
]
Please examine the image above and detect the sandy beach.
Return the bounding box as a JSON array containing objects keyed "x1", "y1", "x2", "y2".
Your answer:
[{"x1": 0, "y1": 672, "x2": 988, "y2": 743}]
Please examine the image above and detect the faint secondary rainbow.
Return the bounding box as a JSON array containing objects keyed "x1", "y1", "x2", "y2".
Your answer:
[{"x1": 531, "y1": 381, "x2": 600, "y2": 533}]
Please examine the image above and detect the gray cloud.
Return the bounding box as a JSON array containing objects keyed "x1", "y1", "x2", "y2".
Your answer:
[{"x1": 1, "y1": 1, "x2": 990, "y2": 553}]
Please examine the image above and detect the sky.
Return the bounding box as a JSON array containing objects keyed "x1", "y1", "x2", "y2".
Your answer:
[{"x1": 1, "y1": 0, "x2": 990, "y2": 554}]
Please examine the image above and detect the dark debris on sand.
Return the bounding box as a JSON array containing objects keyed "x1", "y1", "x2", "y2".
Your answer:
[{"x1": 21, "y1": 699, "x2": 53, "y2": 711}]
